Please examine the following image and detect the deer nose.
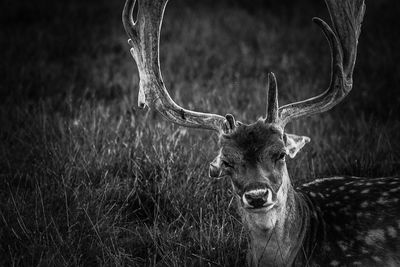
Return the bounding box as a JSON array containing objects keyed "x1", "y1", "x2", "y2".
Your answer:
[{"x1": 242, "y1": 188, "x2": 272, "y2": 209}]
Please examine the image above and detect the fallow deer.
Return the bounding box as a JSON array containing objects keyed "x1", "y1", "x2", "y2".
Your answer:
[{"x1": 122, "y1": 0, "x2": 400, "y2": 265}]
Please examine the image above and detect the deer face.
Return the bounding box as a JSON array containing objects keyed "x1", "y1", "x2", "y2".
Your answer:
[{"x1": 210, "y1": 120, "x2": 309, "y2": 227}]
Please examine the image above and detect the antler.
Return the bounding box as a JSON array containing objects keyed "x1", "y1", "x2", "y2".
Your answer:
[
  {"x1": 122, "y1": 0, "x2": 228, "y2": 132},
  {"x1": 267, "y1": 0, "x2": 365, "y2": 128},
  {"x1": 265, "y1": 72, "x2": 279, "y2": 124},
  {"x1": 123, "y1": 0, "x2": 365, "y2": 132}
]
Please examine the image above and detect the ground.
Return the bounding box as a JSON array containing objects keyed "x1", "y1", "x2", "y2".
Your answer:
[{"x1": 1, "y1": 0, "x2": 399, "y2": 265}]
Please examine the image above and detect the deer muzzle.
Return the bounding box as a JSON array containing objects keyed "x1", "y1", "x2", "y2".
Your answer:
[{"x1": 242, "y1": 186, "x2": 276, "y2": 210}]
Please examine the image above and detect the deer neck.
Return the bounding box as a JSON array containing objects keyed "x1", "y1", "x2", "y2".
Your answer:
[{"x1": 241, "y1": 171, "x2": 313, "y2": 266}]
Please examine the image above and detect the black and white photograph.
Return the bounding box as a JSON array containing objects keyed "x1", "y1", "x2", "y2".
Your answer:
[{"x1": 1, "y1": 0, "x2": 399, "y2": 266}]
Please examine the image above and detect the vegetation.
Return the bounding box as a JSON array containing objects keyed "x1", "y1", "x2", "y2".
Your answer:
[{"x1": 1, "y1": 0, "x2": 399, "y2": 265}]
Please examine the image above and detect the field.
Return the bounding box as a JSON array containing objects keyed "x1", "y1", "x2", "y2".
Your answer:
[{"x1": 1, "y1": 0, "x2": 400, "y2": 266}]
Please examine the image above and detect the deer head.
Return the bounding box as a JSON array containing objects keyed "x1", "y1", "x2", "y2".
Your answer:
[{"x1": 122, "y1": 0, "x2": 364, "y2": 231}]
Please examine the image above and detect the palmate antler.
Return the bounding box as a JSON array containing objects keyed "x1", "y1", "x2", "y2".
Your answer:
[
  {"x1": 122, "y1": 0, "x2": 229, "y2": 132},
  {"x1": 123, "y1": 0, "x2": 365, "y2": 132},
  {"x1": 266, "y1": 0, "x2": 366, "y2": 127}
]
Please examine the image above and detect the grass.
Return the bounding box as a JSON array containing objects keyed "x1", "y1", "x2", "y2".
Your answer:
[{"x1": 1, "y1": 0, "x2": 400, "y2": 266}]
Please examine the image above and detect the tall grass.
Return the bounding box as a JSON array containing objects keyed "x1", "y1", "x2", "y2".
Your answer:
[{"x1": 1, "y1": 0, "x2": 399, "y2": 266}]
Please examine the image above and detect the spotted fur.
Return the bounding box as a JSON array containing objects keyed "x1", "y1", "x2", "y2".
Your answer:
[{"x1": 297, "y1": 176, "x2": 400, "y2": 266}]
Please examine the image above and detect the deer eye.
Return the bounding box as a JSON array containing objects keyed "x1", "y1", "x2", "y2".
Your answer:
[
  {"x1": 274, "y1": 151, "x2": 286, "y2": 162},
  {"x1": 222, "y1": 160, "x2": 234, "y2": 169}
]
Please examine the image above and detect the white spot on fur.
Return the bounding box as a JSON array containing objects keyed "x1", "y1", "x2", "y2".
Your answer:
[
  {"x1": 333, "y1": 225, "x2": 342, "y2": 232},
  {"x1": 337, "y1": 241, "x2": 347, "y2": 251},
  {"x1": 387, "y1": 226, "x2": 397, "y2": 238},
  {"x1": 360, "y1": 201, "x2": 369, "y2": 208},
  {"x1": 377, "y1": 197, "x2": 387, "y2": 205},
  {"x1": 365, "y1": 229, "x2": 385, "y2": 245},
  {"x1": 372, "y1": 256, "x2": 382, "y2": 262},
  {"x1": 361, "y1": 189, "x2": 370, "y2": 194},
  {"x1": 330, "y1": 260, "x2": 340, "y2": 266}
]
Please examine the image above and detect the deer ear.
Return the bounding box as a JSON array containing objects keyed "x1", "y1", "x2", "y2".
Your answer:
[
  {"x1": 284, "y1": 133, "x2": 310, "y2": 158},
  {"x1": 209, "y1": 154, "x2": 222, "y2": 178}
]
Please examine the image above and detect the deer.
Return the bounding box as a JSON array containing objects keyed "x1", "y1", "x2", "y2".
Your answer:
[{"x1": 122, "y1": 0, "x2": 400, "y2": 266}]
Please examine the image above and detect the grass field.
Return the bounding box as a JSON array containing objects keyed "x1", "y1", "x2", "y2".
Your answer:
[{"x1": 1, "y1": 0, "x2": 400, "y2": 266}]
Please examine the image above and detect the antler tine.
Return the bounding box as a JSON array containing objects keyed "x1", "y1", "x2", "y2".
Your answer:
[
  {"x1": 122, "y1": 0, "x2": 227, "y2": 132},
  {"x1": 277, "y1": 18, "x2": 345, "y2": 127},
  {"x1": 265, "y1": 72, "x2": 279, "y2": 124},
  {"x1": 277, "y1": 0, "x2": 365, "y2": 128},
  {"x1": 122, "y1": 0, "x2": 137, "y2": 41}
]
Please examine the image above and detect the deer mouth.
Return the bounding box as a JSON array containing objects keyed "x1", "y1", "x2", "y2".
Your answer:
[
  {"x1": 246, "y1": 202, "x2": 276, "y2": 213},
  {"x1": 241, "y1": 186, "x2": 277, "y2": 212}
]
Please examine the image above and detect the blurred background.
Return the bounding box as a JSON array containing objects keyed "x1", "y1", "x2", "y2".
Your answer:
[{"x1": 1, "y1": 0, "x2": 399, "y2": 265}]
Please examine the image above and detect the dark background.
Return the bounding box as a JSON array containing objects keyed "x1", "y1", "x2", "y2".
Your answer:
[
  {"x1": 1, "y1": 0, "x2": 399, "y2": 265},
  {"x1": 1, "y1": 0, "x2": 400, "y2": 118}
]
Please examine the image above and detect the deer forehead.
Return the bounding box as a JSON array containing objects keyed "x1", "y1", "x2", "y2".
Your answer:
[{"x1": 220, "y1": 121, "x2": 285, "y2": 160}]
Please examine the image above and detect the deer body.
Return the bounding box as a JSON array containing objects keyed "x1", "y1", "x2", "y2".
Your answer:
[
  {"x1": 298, "y1": 176, "x2": 400, "y2": 266},
  {"x1": 220, "y1": 122, "x2": 400, "y2": 266},
  {"x1": 242, "y1": 174, "x2": 400, "y2": 266},
  {"x1": 122, "y1": 0, "x2": 400, "y2": 265}
]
